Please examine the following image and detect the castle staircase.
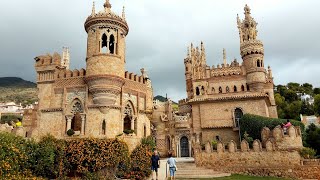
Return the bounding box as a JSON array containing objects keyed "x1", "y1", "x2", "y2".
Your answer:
[{"x1": 174, "y1": 158, "x2": 231, "y2": 179}]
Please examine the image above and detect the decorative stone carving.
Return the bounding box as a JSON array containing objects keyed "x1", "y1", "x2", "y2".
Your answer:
[
  {"x1": 228, "y1": 140, "x2": 237, "y2": 153},
  {"x1": 288, "y1": 126, "x2": 296, "y2": 138},
  {"x1": 253, "y1": 139, "x2": 262, "y2": 152},
  {"x1": 261, "y1": 127, "x2": 270, "y2": 145},
  {"x1": 265, "y1": 140, "x2": 274, "y2": 152},
  {"x1": 272, "y1": 126, "x2": 283, "y2": 141},
  {"x1": 67, "y1": 91, "x2": 86, "y2": 104},
  {"x1": 241, "y1": 139, "x2": 249, "y2": 152},
  {"x1": 205, "y1": 141, "x2": 212, "y2": 153},
  {"x1": 217, "y1": 141, "x2": 225, "y2": 153}
]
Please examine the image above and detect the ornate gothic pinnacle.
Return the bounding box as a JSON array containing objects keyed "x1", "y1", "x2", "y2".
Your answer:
[
  {"x1": 104, "y1": 0, "x2": 112, "y2": 12},
  {"x1": 91, "y1": 1, "x2": 95, "y2": 16},
  {"x1": 122, "y1": 6, "x2": 126, "y2": 19},
  {"x1": 244, "y1": 4, "x2": 251, "y2": 15},
  {"x1": 223, "y1": 48, "x2": 227, "y2": 65}
]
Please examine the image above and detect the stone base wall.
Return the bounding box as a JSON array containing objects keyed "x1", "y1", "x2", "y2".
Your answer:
[{"x1": 195, "y1": 151, "x2": 320, "y2": 179}]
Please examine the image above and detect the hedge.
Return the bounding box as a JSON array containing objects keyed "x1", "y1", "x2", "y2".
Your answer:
[
  {"x1": 239, "y1": 114, "x2": 305, "y2": 141},
  {"x1": 0, "y1": 132, "x2": 156, "y2": 179}
]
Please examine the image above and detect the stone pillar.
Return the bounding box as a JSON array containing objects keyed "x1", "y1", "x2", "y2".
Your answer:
[
  {"x1": 189, "y1": 140, "x2": 192, "y2": 157},
  {"x1": 107, "y1": 40, "x2": 110, "y2": 54},
  {"x1": 131, "y1": 117, "x2": 135, "y2": 131},
  {"x1": 66, "y1": 115, "x2": 73, "y2": 132},
  {"x1": 176, "y1": 141, "x2": 180, "y2": 157},
  {"x1": 80, "y1": 114, "x2": 86, "y2": 135},
  {"x1": 196, "y1": 133, "x2": 200, "y2": 143}
]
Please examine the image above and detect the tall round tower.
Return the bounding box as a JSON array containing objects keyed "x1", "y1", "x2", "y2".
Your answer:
[
  {"x1": 237, "y1": 5, "x2": 266, "y2": 91},
  {"x1": 84, "y1": 0, "x2": 129, "y2": 106}
]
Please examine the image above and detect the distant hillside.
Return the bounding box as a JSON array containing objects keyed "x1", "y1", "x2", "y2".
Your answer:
[
  {"x1": 154, "y1": 95, "x2": 178, "y2": 104},
  {"x1": 0, "y1": 77, "x2": 36, "y2": 88},
  {"x1": 0, "y1": 77, "x2": 37, "y2": 106}
]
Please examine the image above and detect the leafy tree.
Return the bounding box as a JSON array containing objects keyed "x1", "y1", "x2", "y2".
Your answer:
[
  {"x1": 283, "y1": 89, "x2": 298, "y2": 103},
  {"x1": 300, "y1": 100, "x2": 314, "y2": 116},
  {"x1": 287, "y1": 82, "x2": 301, "y2": 92},
  {"x1": 284, "y1": 101, "x2": 302, "y2": 120},
  {"x1": 275, "y1": 85, "x2": 287, "y2": 96},
  {"x1": 305, "y1": 124, "x2": 320, "y2": 155},
  {"x1": 302, "y1": 83, "x2": 313, "y2": 95},
  {"x1": 314, "y1": 88, "x2": 320, "y2": 95},
  {"x1": 314, "y1": 94, "x2": 320, "y2": 116}
]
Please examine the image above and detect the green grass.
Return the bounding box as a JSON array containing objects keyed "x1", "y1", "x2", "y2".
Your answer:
[{"x1": 177, "y1": 174, "x2": 288, "y2": 180}]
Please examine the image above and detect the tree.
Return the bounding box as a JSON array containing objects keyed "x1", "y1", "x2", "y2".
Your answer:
[
  {"x1": 302, "y1": 83, "x2": 313, "y2": 95},
  {"x1": 300, "y1": 100, "x2": 314, "y2": 116},
  {"x1": 283, "y1": 89, "x2": 298, "y2": 103},
  {"x1": 287, "y1": 82, "x2": 301, "y2": 92},
  {"x1": 314, "y1": 94, "x2": 320, "y2": 116},
  {"x1": 313, "y1": 88, "x2": 320, "y2": 95},
  {"x1": 284, "y1": 101, "x2": 302, "y2": 120},
  {"x1": 305, "y1": 124, "x2": 320, "y2": 155}
]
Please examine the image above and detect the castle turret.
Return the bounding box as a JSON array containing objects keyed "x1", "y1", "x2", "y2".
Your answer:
[
  {"x1": 184, "y1": 45, "x2": 193, "y2": 99},
  {"x1": 238, "y1": 5, "x2": 266, "y2": 91},
  {"x1": 84, "y1": 0, "x2": 129, "y2": 106},
  {"x1": 61, "y1": 47, "x2": 70, "y2": 69}
]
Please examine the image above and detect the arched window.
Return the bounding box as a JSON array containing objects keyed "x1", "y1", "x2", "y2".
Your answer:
[
  {"x1": 196, "y1": 87, "x2": 200, "y2": 96},
  {"x1": 226, "y1": 86, "x2": 230, "y2": 93},
  {"x1": 241, "y1": 85, "x2": 245, "y2": 91},
  {"x1": 102, "y1": 120, "x2": 106, "y2": 135},
  {"x1": 261, "y1": 60, "x2": 263, "y2": 67},
  {"x1": 144, "y1": 125, "x2": 147, "y2": 137},
  {"x1": 257, "y1": 60, "x2": 261, "y2": 67},
  {"x1": 101, "y1": 33, "x2": 108, "y2": 53},
  {"x1": 109, "y1": 34, "x2": 115, "y2": 54},
  {"x1": 234, "y1": 108, "x2": 243, "y2": 127},
  {"x1": 71, "y1": 112, "x2": 82, "y2": 131},
  {"x1": 234, "y1": 86, "x2": 237, "y2": 92},
  {"x1": 201, "y1": 86, "x2": 205, "y2": 95},
  {"x1": 247, "y1": 84, "x2": 250, "y2": 91},
  {"x1": 123, "y1": 103, "x2": 134, "y2": 132},
  {"x1": 212, "y1": 87, "x2": 215, "y2": 93},
  {"x1": 219, "y1": 87, "x2": 222, "y2": 93}
]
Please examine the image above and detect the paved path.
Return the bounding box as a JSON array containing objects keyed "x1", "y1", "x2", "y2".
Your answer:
[{"x1": 147, "y1": 157, "x2": 230, "y2": 180}]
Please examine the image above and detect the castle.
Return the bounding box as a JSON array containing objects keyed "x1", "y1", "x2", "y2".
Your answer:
[
  {"x1": 153, "y1": 5, "x2": 278, "y2": 157},
  {"x1": 30, "y1": 0, "x2": 154, "y2": 148},
  {"x1": 2, "y1": 2, "x2": 279, "y2": 156}
]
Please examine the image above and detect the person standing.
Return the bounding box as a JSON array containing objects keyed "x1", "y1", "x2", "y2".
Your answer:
[
  {"x1": 282, "y1": 119, "x2": 292, "y2": 134},
  {"x1": 167, "y1": 153, "x2": 177, "y2": 180},
  {"x1": 151, "y1": 149, "x2": 160, "y2": 180}
]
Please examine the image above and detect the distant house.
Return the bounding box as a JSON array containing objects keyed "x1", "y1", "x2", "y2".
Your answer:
[
  {"x1": 0, "y1": 102, "x2": 23, "y2": 113},
  {"x1": 300, "y1": 94, "x2": 314, "y2": 105},
  {"x1": 300, "y1": 114, "x2": 320, "y2": 127}
]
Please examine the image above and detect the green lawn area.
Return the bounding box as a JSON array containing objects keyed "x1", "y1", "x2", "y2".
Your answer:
[{"x1": 177, "y1": 174, "x2": 288, "y2": 180}]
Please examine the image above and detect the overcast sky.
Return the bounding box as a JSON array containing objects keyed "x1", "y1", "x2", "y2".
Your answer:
[{"x1": 0, "y1": 0, "x2": 319, "y2": 101}]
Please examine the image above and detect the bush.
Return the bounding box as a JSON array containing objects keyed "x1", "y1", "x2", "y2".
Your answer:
[
  {"x1": 33, "y1": 135, "x2": 68, "y2": 178},
  {"x1": 125, "y1": 144, "x2": 152, "y2": 180},
  {"x1": 211, "y1": 140, "x2": 217, "y2": 150},
  {"x1": 300, "y1": 147, "x2": 317, "y2": 159},
  {"x1": 239, "y1": 114, "x2": 305, "y2": 140},
  {"x1": 66, "y1": 138, "x2": 129, "y2": 176},
  {"x1": 141, "y1": 136, "x2": 156, "y2": 151},
  {"x1": 243, "y1": 131, "x2": 253, "y2": 147},
  {"x1": 67, "y1": 129, "x2": 75, "y2": 136},
  {"x1": 304, "y1": 123, "x2": 320, "y2": 155},
  {"x1": 0, "y1": 132, "x2": 35, "y2": 178},
  {"x1": 123, "y1": 129, "x2": 134, "y2": 135}
]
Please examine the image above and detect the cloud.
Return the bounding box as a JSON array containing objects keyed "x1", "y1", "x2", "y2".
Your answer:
[{"x1": 0, "y1": 0, "x2": 319, "y2": 101}]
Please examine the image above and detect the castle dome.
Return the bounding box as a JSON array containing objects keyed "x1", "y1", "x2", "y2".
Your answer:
[{"x1": 84, "y1": 0, "x2": 129, "y2": 35}]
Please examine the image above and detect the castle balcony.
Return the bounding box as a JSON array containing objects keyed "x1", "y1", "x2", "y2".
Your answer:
[{"x1": 174, "y1": 115, "x2": 191, "y2": 129}]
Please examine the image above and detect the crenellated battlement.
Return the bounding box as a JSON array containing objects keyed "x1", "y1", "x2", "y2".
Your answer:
[
  {"x1": 34, "y1": 53, "x2": 61, "y2": 67},
  {"x1": 56, "y1": 68, "x2": 86, "y2": 79},
  {"x1": 124, "y1": 71, "x2": 146, "y2": 84}
]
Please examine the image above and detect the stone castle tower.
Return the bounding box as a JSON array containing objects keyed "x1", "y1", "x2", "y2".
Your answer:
[
  {"x1": 32, "y1": 0, "x2": 153, "y2": 149},
  {"x1": 164, "y1": 4, "x2": 279, "y2": 157}
]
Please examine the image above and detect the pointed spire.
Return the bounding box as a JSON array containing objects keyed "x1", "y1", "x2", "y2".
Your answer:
[
  {"x1": 104, "y1": 0, "x2": 112, "y2": 12},
  {"x1": 122, "y1": 6, "x2": 126, "y2": 19},
  {"x1": 201, "y1": 41, "x2": 204, "y2": 51},
  {"x1": 187, "y1": 46, "x2": 190, "y2": 57},
  {"x1": 223, "y1": 48, "x2": 227, "y2": 65},
  {"x1": 237, "y1": 14, "x2": 241, "y2": 27},
  {"x1": 91, "y1": 1, "x2": 96, "y2": 16}
]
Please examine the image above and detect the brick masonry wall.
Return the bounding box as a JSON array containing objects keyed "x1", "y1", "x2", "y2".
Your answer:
[{"x1": 195, "y1": 151, "x2": 320, "y2": 179}]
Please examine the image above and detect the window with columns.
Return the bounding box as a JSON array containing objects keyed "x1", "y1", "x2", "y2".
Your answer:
[
  {"x1": 66, "y1": 99, "x2": 86, "y2": 136},
  {"x1": 99, "y1": 29, "x2": 117, "y2": 55}
]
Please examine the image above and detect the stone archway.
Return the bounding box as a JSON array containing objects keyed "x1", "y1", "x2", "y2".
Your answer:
[{"x1": 180, "y1": 136, "x2": 189, "y2": 157}]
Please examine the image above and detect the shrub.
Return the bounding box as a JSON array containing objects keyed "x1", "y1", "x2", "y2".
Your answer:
[
  {"x1": 123, "y1": 129, "x2": 134, "y2": 135},
  {"x1": 239, "y1": 114, "x2": 305, "y2": 140},
  {"x1": 243, "y1": 131, "x2": 254, "y2": 147},
  {"x1": 141, "y1": 136, "x2": 156, "y2": 151},
  {"x1": 66, "y1": 138, "x2": 129, "y2": 176},
  {"x1": 300, "y1": 147, "x2": 317, "y2": 159},
  {"x1": 125, "y1": 144, "x2": 152, "y2": 180},
  {"x1": 67, "y1": 129, "x2": 75, "y2": 136},
  {"x1": 211, "y1": 140, "x2": 217, "y2": 150},
  {"x1": 33, "y1": 135, "x2": 68, "y2": 179},
  {"x1": 0, "y1": 132, "x2": 35, "y2": 178},
  {"x1": 304, "y1": 123, "x2": 320, "y2": 155}
]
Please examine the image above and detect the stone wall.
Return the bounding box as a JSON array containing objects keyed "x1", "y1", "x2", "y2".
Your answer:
[{"x1": 195, "y1": 139, "x2": 320, "y2": 179}]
